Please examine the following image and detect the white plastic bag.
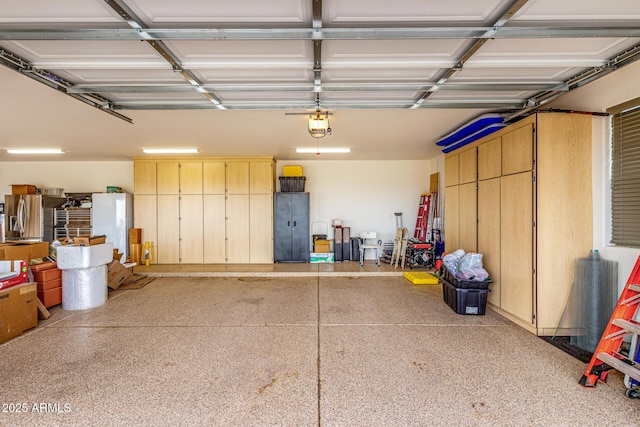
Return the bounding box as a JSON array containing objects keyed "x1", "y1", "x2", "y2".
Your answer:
[
  {"x1": 443, "y1": 249, "x2": 465, "y2": 274},
  {"x1": 456, "y1": 253, "x2": 489, "y2": 281}
]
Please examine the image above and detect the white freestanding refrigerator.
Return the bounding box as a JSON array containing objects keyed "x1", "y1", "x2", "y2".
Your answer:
[{"x1": 91, "y1": 193, "x2": 133, "y2": 257}]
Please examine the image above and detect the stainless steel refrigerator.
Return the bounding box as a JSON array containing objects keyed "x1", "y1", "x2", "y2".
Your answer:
[
  {"x1": 4, "y1": 194, "x2": 65, "y2": 242},
  {"x1": 91, "y1": 193, "x2": 133, "y2": 258}
]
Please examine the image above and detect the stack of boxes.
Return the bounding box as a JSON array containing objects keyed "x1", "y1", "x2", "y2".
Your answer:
[
  {"x1": 0, "y1": 241, "x2": 48, "y2": 344},
  {"x1": 31, "y1": 261, "x2": 62, "y2": 308}
]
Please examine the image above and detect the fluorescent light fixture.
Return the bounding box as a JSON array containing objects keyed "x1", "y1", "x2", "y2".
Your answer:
[
  {"x1": 143, "y1": 148, "x2": 199, "y2": 154},
  {"x1": 7, "y1": 148, "x2": 64, "y2": 154},
  {"x1": 296, "y1": 148, "x2": 350, "y2": 154}
]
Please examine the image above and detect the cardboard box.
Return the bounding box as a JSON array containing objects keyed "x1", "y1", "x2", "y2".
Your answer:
[
  {"x1": 73, "y1": 235, "x2": 106, "y2": 246},
  {"x1": 129, "y1": 243, "x2": 142, "y2": 265},
  {"x1": 37, "y1": 286, "x2": 62, "y2": 308},
  {"x1": 106, "y1": 186, "x2": 123, "y2": 193},
  {"x1": 107, "y1": 260, "x2": 133, "y2": 290},
  {"x1": 0, "y1": 242, "x2": 49, "y2": 261},
  {"x1": 310, "y1": 252, "x2": 334, "y2": 263},
  {"x1": 0, "y1": 282, "x2": 38, "y2": 344},
  {"x1": 314, "y1": 239, "x2": 331, "y2": 253},
  {"x1": 11, "y1": 184, "x2": 36, "y2": 195},
  {"x1": 0, "y1": 260, "x2": 28, "y2": 290},
  {"x1": 129, "y1": 228, "x2": 142, "y2": 244}
]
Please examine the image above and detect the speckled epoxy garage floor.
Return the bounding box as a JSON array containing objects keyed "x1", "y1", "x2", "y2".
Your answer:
[{"x1": 0, "y1": 275, "x2": 637, "y2": 426}]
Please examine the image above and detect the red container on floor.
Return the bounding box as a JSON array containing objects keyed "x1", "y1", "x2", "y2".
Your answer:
[
  {"x1": 37, "y1": 278, "x2": 62, "y2": 291},
  {"x1": 37, "y1": 287, "x2": 62, "y2": 308},
  {"x1": 33, "y1": 268, "x2": 62, "y2": 283}
]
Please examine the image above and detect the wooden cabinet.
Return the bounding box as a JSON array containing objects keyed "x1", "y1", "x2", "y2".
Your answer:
[
  {"x1": 478, "y1": 137, "x2": 501, "y2": 180},
  {"x1": 500, "y1": 172, "x2": 533, "y2": 326},
  {"x1": 157, "y1": 195, "x2": 179, "y2": 264},
  {"x1": 444, "y1": 185, "x2": 459, "y2": 251},
  {"x1": 444, "y1": 113, "x2": 593, "y2": 336},
  {"x1": 477, "y1": 178, "x2": 500, "y2": 306},
  {"x1": 458, "y1": 182, "x2": 477, "y2": 253},
  {"x1": 459, "y1": 148, "x2": 477, "y2": 184},
  {"x1": 157, "y1": 162, "x2": 179, "y2": 195},
  {"x1": 133, "y1": 157, "x2": 275, "y2": 265},
  {"x1": 134, "y1": 163, "x2": 156, "y2": 195},
  {"x1": 444, "y1": 155, "x2": 459, "y2": 187},
  {"x1": 226, "y1": 195, "x2": 250, "y2": 263},
  {"x1": 445, "y1": 147, "x2": 476, "y2": 253},
  {"x1": 203, "y1": 195, "x2": 226, "y2": 263}
]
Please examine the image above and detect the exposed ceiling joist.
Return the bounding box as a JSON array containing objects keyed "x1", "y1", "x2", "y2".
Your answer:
[{"x1": 1, "y1": 26, "x2": 639, "y2": 41}]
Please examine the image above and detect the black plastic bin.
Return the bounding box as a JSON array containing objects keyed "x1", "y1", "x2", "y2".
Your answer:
[
  {"x1": 440, "y1": 265, "x2": 491, "y2": 289},
  {"x1": 279, "y1": 176, "x2": 306, "y2": 192},
  {"x1": 442, "y1": 279, "x2": 489, "y2": 315}
]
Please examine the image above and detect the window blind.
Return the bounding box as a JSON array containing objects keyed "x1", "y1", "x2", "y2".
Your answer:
[{"x1": 611, "y1": 105, "x2": 640, "y2": 247}]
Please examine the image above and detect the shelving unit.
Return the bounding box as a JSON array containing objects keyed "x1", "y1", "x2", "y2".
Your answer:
[{"x1": 54, "y1": 208, "x2": 92, "y2": 240}]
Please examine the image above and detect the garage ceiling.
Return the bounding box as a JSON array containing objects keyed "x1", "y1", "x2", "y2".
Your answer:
[{"x1": 0, "y1": 0, "x2": 639, "y2": 161}]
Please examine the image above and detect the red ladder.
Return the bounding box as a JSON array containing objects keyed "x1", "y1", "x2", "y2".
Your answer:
[
  {"x1": 580, "y1": 255, "x2": 640, "y2": 388},
  {"x1": 414, "y1": 194, "x2": 429, "y2": 240}
]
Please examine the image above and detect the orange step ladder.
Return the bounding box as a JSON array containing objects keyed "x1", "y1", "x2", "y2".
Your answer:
[{"x1": 579, "y1": 255, "x2": 640, "y2": 389}]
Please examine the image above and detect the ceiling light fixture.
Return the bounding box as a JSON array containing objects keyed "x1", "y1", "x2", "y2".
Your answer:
[
  {"x1": 308, "y1": 110, "x2": 331, "y2": 138},
  {"x1": 296, "y1": 148, "x2": 350, "y2": 154},
  {"x1": 143, "y1": 148, "x2": 199, "y2": 154},
  {"x1": 7, "y1": 148, "x2": 64, "y2": 154}
]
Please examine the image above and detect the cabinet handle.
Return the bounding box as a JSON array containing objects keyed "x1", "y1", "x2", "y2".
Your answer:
[
  {"x1": 293, "y1": 221, "x2": 297, "y2": 226},
  {"x1": 288, "y1": 220, "x2": 290, "y2": 226}
]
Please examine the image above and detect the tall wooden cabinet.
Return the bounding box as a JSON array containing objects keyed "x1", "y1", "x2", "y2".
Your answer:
[
  {"x1": 134, "y1": 157, "x2": 275, "y2": 264},
  {"x1": 444, "y1": 113, "x2": 593, "y2": 336}
]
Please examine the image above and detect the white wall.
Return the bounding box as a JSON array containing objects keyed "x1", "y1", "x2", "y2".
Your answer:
[
  {"x1": 590, "y1": 117, "x2": 640, "y2": 295},
  {"x1": 1, "y1": 159, "x2": 432, "y2": 248},
  {"x1": 276, "y1": 160, "x2": 433, "y2": 244},
  {"x1": 0, "y1": 161, "x2": 134, "y2": 195}
]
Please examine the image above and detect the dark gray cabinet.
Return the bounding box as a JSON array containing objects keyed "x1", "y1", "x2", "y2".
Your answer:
[{"x1": 274, "y1": 192, "x2": 309, "y2": 262}]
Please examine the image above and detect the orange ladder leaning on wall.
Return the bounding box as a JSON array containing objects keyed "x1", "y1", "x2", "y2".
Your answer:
[{"x1": 579, "y1": 255, "x2": 640, "y2": 392}]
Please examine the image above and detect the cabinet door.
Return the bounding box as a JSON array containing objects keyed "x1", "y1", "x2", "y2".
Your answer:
[
  {"x1": 226, "y1": 162, "x2": 249, "y2": 194},
  {"x1": 180, "y1": 195, "x2": 203, "y2": 263},
  {"x1": 226, "y1": 195, "x2": 250, "y2": 263},
  {"x1": 157, "y1": 162, "x2": 180, "y2": 195},
  {"x1": 250, "y1": 162, "x2": 274, "y2": 194},
  {"x1": 273, "y1": 193, "x2": 292, "y2": 262},
  {"x1": 500, "y1": 172, "x2": 533, "y2": 325},
  {"x1": 157, "y1": 195, "x2": 180, "y2": 263},
  {"x1": 203, "y1": 195, "x2": 226, "y2": 263},
  {"x1": 291, "y1": 193, "x2": 310, "y2": 262},
  {"x1": 250, "y1": 194, "x2": 274, "y2": 263},
  {"x1": 133, "y1": 194, "x2": 157, "y2": 252},
  {"x1": 459, "y1": 148, "x2": 477, "y2": 184},
  {"x1": 444, "y1": 155, "x2": 459, "y2": 187},
  {"x1": 203, "y1": 162, "x2": 226, "y2": 194},
  {"x1": 134, "y1": 162, "x2": 156, "y2": 195},
  {"x1": 478, "y1": 178, "x2": 501, "y2": 307},
  {"x1": 444, "y1": 185, "x2": 460, "y2": 251},
  {"x1": 502, "y1": 124, "x2": 533, "y2": 175},
  {"x1": 478, "y1": 137, "x2": 501, "y2": 180},
  {"x1": 458, "y1": 182, "x2": 477, "y2": 252},
  {"x1": 180, "y1": 162, "x2": 203, "y2": 195}
]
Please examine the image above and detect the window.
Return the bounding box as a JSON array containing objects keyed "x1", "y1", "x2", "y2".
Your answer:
[{"x1": 611, "y1": 100, "x2": 640, "y2": 247}]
